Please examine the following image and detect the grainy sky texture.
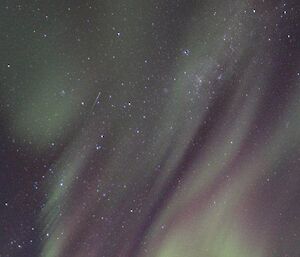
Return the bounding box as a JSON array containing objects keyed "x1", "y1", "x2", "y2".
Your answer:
[{"x1": 0, "y1": 1, "x2": 300, "y2": 257}]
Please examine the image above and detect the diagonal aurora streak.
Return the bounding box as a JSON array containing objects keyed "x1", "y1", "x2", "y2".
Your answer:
[
  {"x1": 38, "y1": 2, "x2": 300, "y2": 257},
  {"x1": 1, "y1": 1, "x2": 299, "y2": 257}
]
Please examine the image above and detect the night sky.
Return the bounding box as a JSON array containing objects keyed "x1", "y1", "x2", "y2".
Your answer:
[{"x1": 1, "y1": 1, "x2": 300, "y2": 257}]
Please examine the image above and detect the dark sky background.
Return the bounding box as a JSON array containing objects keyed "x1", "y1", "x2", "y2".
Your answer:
[{"x1": 0, "y1": 1, "x2": 300, "y2": 257}]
